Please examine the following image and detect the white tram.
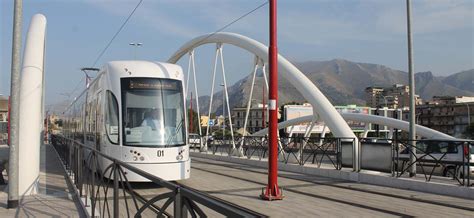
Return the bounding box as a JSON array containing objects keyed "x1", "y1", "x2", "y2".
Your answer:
[{"x1": 62, "y1": 61, "x2": 190, "y2": 181}]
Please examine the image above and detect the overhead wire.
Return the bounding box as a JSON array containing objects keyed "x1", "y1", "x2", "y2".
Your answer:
[
  {"x1": 66, "y1": 0, "x2": 144, "y2": 98},
  {"x1": 188, "y1": 0, "x2": 268, "y2": 49},
  {"x1": 64, "y1": 0, "x2": 266, "y2": 99},
  {"x1": 91, "y1": 0, "x2": 144, "y2": 68}
]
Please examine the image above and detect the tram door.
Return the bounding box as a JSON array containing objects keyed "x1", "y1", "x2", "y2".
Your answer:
[
  {"x1": 85, "y1": 95, "x2": 97, "y2": 149},
  {"x1": 95, "y1": 91, "x2": 103, "y2": 151}
]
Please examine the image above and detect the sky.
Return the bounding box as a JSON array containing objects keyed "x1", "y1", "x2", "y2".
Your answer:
[{"x1": 1, "y1": 0, "x2": 473, "y2": 108}]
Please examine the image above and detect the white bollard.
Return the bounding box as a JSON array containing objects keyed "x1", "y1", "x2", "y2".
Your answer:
[{"x1": 18, "y1": 14, "x2": 47, "y2": 196}]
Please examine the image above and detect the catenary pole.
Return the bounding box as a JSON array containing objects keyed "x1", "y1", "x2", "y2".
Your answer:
[
  {"x1": 261, "y1": 0, "x2": 283, "y2": 200},
  {"x1": 406, "y1": 0, "x2": 417, "y2": 177},
  {"x1": 8, "y1": 0, "x2": 22, "y2": 208}
]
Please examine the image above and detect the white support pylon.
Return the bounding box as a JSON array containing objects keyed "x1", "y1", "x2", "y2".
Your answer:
[
  {"x1": 185, "y1": 51, "x2": 192, "y2": 99},
  {"x1": 18, "y1": 14, "x2": 46, "y2": 196},
  {"x1": 217, "y1": 45, "x2": 237, "y2": 155},
  {"x1": 190, "y1": 51, "x2": 204, "y2": 147},
  {"x1": 238, "y1": 57, "x2": 260, "y2": 156},
  {"x1": 203, "y1": 45, "x2": 220, "y2": 152}
]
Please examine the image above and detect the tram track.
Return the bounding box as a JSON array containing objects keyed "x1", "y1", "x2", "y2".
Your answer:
[
  {"x1": 188, "y1": 163, "x2": 413, "y2": 217},
  {"x1": 189, "y1": 158, "x2": 474, "y2": 216},
  {"x1": 190, "y1": 158, "x2": 474, "y2": 212}
]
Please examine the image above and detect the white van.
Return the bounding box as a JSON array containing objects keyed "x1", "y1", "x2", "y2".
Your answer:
[
  {"x1": 397, "y1": 140, "x2": 473, "y2": 178},
  {"x1": 188, "y1": 133, "x2": 202, "y2": 148}
]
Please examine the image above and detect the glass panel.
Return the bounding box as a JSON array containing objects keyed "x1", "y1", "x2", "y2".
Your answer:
[
  {"x1": 106, "y1": 91, "x2": 119, "y2": 144},
  {"x1": 122, "y1": 78, "x2": 185, "y2": 147}
]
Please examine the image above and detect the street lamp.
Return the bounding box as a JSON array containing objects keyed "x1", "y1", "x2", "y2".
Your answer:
[
  {"x1": 80, "y1": 67, "x2": 99, "y2": 87},
  {"x1": 129, "y1": 42, "x2": 143, "y2": 60},
  {"x1": 380, "y1": 95, "x2": 393, "y2": 108}
]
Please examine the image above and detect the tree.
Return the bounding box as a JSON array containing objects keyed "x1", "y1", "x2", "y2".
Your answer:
[
  {"x1": 213, "y1": 129, "x2": 242, "y2": 139},
  {"x1": 187, "y1": 109, "x2": 200, "y2": 134}
]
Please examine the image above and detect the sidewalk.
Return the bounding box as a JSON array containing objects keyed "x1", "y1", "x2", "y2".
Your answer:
[{"x1": 0, "y1": 144, "x2": 84, "y2": 217}]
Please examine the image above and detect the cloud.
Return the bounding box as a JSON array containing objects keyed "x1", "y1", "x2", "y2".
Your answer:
[{"x1": 82, "y1": 0, "x2": 203, "y2": 38}]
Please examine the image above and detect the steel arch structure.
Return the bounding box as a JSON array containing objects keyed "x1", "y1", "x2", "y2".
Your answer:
[
  {"x1": 252, "y1": 114, "x2": 455, "y2": 140},
  {"x1": 168, "y1": 32, "x2": 357, "y2": 141}
]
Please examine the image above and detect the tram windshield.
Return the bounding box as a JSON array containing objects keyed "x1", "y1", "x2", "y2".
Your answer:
[{"x1": 122, "y1": 78, "x2": 185, "y2": 147}]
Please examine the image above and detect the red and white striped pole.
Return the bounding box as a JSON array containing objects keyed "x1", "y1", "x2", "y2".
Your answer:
[{"x1": 261, "y1": 0, "x2": 283, "y2": 201}]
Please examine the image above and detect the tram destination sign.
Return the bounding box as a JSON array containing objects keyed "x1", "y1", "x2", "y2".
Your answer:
[{"x1": 125, "y1": 78, "x2": 179, "y2": 91}]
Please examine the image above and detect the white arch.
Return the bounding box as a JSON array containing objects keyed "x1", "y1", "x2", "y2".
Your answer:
[
  {"x1": 252, "y1": 113, "x2": 455, "y2": 140},
  {"x1": 168, "y1": 32, "x2": 356, "y2": 140},
  {"x1": 18, "y1": 14, "x2": 47, "y2": 196}
]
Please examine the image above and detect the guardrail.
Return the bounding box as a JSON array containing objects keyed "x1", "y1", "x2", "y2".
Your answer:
[
  {"x1": 192, "y1": 135, "x2": 473, "y2": 187},
  {"x1": 196, "y1": 136, "x2": 348, "y2": 170},
  {"x1": 392, "y1": 137, "x2": 473, "y2": 187},
  {"x1": 51, "y1": 135, "x2": 265, "y2": 217}
]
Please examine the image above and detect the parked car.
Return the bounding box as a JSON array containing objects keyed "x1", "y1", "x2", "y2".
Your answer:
[
  {"x1": 188, "y1": 133, "x2": 202, "y2": 148},
  {"x1": 360, "y1": 137, "x2": 392, "y2": 144},
  {"x1": 397, "y1": 140, "x2": 474, "y2": 178}
]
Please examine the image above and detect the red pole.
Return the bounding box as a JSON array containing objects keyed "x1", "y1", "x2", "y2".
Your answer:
[{"x1": 261, "y1": 0, "x2": 283, "y2": 200}]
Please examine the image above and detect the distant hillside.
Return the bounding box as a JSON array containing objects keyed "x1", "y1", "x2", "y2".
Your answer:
[
  {"x1": 442, "y1": 69, "x2": 474, "y2": 93},
  {"x1": 194, "y1": 59, "x2": 474, "y2": 114}
]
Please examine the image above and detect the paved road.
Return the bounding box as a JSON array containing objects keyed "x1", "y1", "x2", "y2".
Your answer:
[{"x1": 178, "y1": 156, "x2": 474, "y2": 217}]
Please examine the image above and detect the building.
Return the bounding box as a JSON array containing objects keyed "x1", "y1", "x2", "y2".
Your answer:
[
  {"x1": 232, "y1": 104, "x2": 272, "y2": 134},
  {"x1": 365, "y1": 84, "x2": 422, "y2": 109},
  {"x1": 48, "y1": 114, "x2": 63, "y2": 134},
  {"x1": 200, "y1": 115, "x2": 210, "y2": 127},
  {"x1": 282, "y1": 104, "x2": 319, "y2": 134},
  {"x1": 417, "y1": 96, "x2": 473, "y2": 137},
  {"x1": 365, "y1": 87, "x2": 384, "y2": 108},
  {"x1": 281, "y1": 103, "x2": 404, "y2": 137}
]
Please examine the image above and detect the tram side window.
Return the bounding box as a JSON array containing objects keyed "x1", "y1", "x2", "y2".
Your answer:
[{"x1": 106, "y1": 91, "x2": 119, "y2": 144}]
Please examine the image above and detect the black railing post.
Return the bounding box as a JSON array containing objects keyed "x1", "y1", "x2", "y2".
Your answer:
[
  {"x1": 394, "y1": 129, "x2": 399, "y2": 177},
  {"x1": 468, "y1": 143, "x2": 471, "y2": 187},
  {"x1": 113, "y1": 162, "x2": 119, "y2": 218},
  {"x1": 91, "y1": 152, "x2": 96, "y2": 217},
  {"x1": 462, "y1": 142, "x2": 466, "y2": 186},
  {"x1": 74, "y1": 146, "x2": 78, "y2": 185},
  {"x1": 299, "y1": 137, "x2": 304, "y2": 166},
  {"x1": 337, "y1": 138, "x2": 342, "y2": 170},
  {"x1": 174, "y1": 187, "x2": 187, "y2": 218},
  {"x1": 77, "y1": 145, "x2": 83, "y2": 197},
  {"x1": 68, "y1": 140, "x2": 72, "y2": 176}
]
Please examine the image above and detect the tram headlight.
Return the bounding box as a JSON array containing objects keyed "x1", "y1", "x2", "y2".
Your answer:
[
  {"x1": 139, "y1": 156, "x2": 145, "y2": 161},
  {"x1": 133, "y1": 156, "x2": 138, "y2": 161},
  {"x1": 176, "y1": 154, "x2": 183, "y2": 160}
]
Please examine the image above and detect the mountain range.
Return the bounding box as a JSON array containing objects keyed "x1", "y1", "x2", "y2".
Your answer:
[{"x1": 195, "y1": 59, "x2": 474, "y2": 115}]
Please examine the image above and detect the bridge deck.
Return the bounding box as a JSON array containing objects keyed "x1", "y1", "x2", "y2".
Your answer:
[
  {"x1": 1, "y1": 144, "x2": 472, "y2": 217},
  {"x1": 0, "y1": 144, "x2": 83, "y2": 217},
  {"x1": 182, "y1": 156, "x2": 474, "y2": 217}
]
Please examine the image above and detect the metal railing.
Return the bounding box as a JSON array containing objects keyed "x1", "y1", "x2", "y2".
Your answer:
[
  {"x1": 391, "y1": 137, "x2": 473, "y2": 187},
  {"x1": 199, "y1": 136, "x2": 347, "y2": 170},
  {"x1": 195, "y1": 135, "x2": 473, "y2": 187},
  {"x1": 51, "y1": 134, "x2": 265, "y2": 217}
]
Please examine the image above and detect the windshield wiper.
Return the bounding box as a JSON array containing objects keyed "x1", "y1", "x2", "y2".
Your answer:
[{"x1": 166, "y1": 119, "x2": 184, "y2": 147}]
